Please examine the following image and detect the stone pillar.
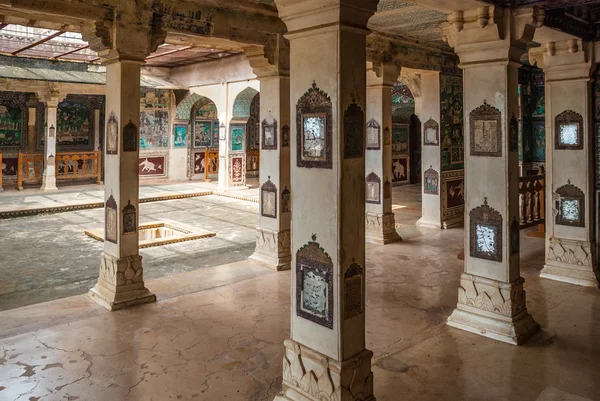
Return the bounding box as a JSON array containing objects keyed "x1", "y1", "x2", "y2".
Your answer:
[
  {"x1": 26, "y1": 97, "x2": 37, "y2": 154},
  {"x1": 94, "y1": 108, "x2": 101, "y2": 151},
  {"x1": 442, "y1": 7, "x2": 542, "y2": 345},
  {"x1": 416, "y1": 72, "x2": 443, "y2": 229},
  {"x1": 272, "y1": 1, "x2": 377, "y2": 400},
  {"x1": 365, "y1": 61, "x2": 401, "y2": 244},
  {"x1": 83, "y1": 12, "x2": 166, "y2": 310},
  {"x1": 529, "y1": 36, "x2": 598, "y2": 287},
  {"x1": 247, "y1": 44, "x2": 292, "y2": 270},
  {"x1": 39, "y1": 93, "x2": 63, "y2": 191}
]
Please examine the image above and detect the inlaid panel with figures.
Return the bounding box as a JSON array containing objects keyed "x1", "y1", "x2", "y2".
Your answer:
[
  {"x1": 261, "y1": 177, "x2": 277, "y2": 218},
  {"x1": 470, "y1": 100, "x2": 502, "y2": 157},
  {"x1": 469, "y1": 198, "x2": 503, "y2": 262},
  {"x1": 366, "y1": 119, "x2": 380, "y2": 150},
  {"x1": 296, "y1": 82, "x2": 332, "y2": 169},
  {"x1": 0, "y1": 92, "x2": 27, "y2": 151},
  {"x1": 366, "y1": 172, "x2": 381, "y2": 204},
  {"x1": 296, "y1": 234, "x2": 334, "y2": 329},
  {"x1": 555, "y1": 110, "x2": 583, "y2": 150},
  {"x1": 423, "y1": 118, "x2": 439, "y2": 146},
  {"x1": 424, "y1": 167, "x2": 439, "y2": 195},
  {"x1": 555, "y1": 181, "x2": 585, "y2": 227},
  {"x1": 262, "y1": 118, "x2": 278, "y2": 150}
]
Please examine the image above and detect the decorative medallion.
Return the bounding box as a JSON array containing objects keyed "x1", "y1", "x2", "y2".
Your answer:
[
  {"x1": 366, "y1": 119, "x2": 381, "y2": 150},
  {"x1": 123, "y1": 120, "x2": 138, "y2": 152},
  {"x1": 282, "y1": 187, "x2": 291, "y2": 213},
  {"x1": 106, "y1": 112, "x2": 118, "y2": 155},
  {"x1": 122, "y1": 200, "x2": 137, "y2": 235},
  {"x1": 470, "y1": 100, "x2": 502, "y2": 157},
  {"x1": 173, "y1": 124, "x2": 187, "y2": 148},
  {"x1": 424, "y1": 166, "x2": 439, "y2": 195},
  {"x1": 423, "y1": 118, "x2": 439, "y2": 146},
  {"x1": 262, "y1": 118, "x2": 278, "y2": 150},
  {"x1": 510, "y1": 217, "x2": 520, "y2": 255},
  {"x1": 230, "y1": 124, "x2": 245, "y2": 152},
  {"x1": 105, "y1": 194, "x2": 118, "y2": 244},
  {"x1": 281, "y1": 124, "x2": 290, "y2": 148},
  {"x1": 469, "y1": 198, "x2": 503, "y2": 262},
  {"x1": 296, "y1": 234, "x2": 334, "y2": 329},
  {"x1": 261, "y1": 177, "x2": 277, "y2": 218},
  {"x1": 555, "y1": 180, "x2": 585, "y2": 227},
  {"x1": 384, "y1": 126, "x2": 391, "y2": 146},
  {"x1": 555, "y1": 110, "x2": 583, "y2": 150},
  {"x1": 509, "y1": 114, "x2": 518, "y2": 152},
  {"x1": 296, "y1": 82, "x2": 333, "y2": 169},
  {"x1": 344, "y1": 101, "x2": 364, "y2": 159},
  {"x1": 344, "y1": 258, "x2": 364, "y2": 320},
  {"x1": 366, "y1": 172, "x2": 381, "y2": 204}
]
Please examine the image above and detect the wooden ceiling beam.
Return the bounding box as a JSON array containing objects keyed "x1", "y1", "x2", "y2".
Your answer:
[{"x1": 12, "y1": 29, "x2": 64, "y2": 55}]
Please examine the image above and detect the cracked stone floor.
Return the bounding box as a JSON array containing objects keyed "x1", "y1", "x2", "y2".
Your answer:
[{"x1": 0, "y1": 184, "x2": 599, "y2": 400}]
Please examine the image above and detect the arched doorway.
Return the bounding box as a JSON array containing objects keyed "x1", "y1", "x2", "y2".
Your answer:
[{"x1": 231, "y1": 87, "x2": 260, "y2": 182}]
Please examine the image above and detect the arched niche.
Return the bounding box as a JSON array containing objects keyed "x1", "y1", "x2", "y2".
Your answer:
[{"x1": 231, "y1": 87, "x2": 260, "y2": 152}]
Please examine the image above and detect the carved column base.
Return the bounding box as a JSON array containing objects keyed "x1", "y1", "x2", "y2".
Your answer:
[
  {"x1": 447, "y1": 273, "x2": 540, "y2": 345},
  {"x1": 541, "y1": 238, "x2": 599, "y2": 287},
  {"x1": 274, "y1": 339, "x2": 375, "y2": 401},
  {"x1": 88, "y1": 253, "x2": 155, "y2": 311},
  {"x1": 415, "y1": 217, "x2": 443, "y2": 230},
  {"x1": 249, "y1": 227, "x2": 291, "y2": 271},
  {"x1": 365, "y1": 212, "x2": 401, "y2": 245},
  {"x1": 40, "y1": 172, "x2": 57, "y2": 191}
]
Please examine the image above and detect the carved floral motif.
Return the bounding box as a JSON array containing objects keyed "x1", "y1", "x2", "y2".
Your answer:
[
  {"x1": 547, "y1": 237, "x2": 592, "y2": 266},
  {"x1": 457, "y1": 274, "x2": 526, "y2": 317}
]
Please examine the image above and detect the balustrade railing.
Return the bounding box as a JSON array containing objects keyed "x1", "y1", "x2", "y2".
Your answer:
[
  {"x1": 519, "y1": 166, "x2": 545, "y2": 230},
  {"x1": 17, "y1": 150, "x2": 102, "y2": 190}
]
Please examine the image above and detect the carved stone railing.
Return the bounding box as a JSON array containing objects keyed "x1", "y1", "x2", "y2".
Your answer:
[
  {"x1": 205, "y1": 147, "x2": 219, "y2": 181},
  {"x1": 247, "y1": 148, "x2": 259, "y2": 173},
  {"x1": 519, "y1": 166, "x2": 545, "y2": 231},
  {"x1": 17, "y1": 150, "x2": 102, "y2": 190}
]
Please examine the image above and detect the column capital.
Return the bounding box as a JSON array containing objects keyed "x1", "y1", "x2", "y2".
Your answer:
[
  {"x1": 366, "y1": 61, "x2": 400, "y2": 88},
  {"x1": 274, "y1": 0, "x2": 377, "y2": 36},
  {"x1": 244, "y1": 35, "x2": 290, "y2": 79},
  {"x1": 82, "y1": 7, "x2": 166, "y2": 64},
  {"x1": 529, "y1": 37, "x2": 593, "y2": 81},
  {"x1": 36, "y1": 86, "x2": 66, "y2": 108},
  {"x1": 441, "y1": 6, "x2": 544, "y2": 66}
]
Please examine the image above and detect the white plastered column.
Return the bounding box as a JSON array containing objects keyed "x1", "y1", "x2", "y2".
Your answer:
[
  {"x1": 529, "y1": 33, "x2": 599, "y2": 287},
  {"x1": 83, "y1": 13, "x2": 165, "y2": 311},
  {"x1": 442, "y1": 7, "x2": 542, "y2": 345},
  {"x1": 416, "y1": 71, "x2": 443, "y2": 229},
  {"x1": 38, "y1": 92, "x2": 65, "y2": 191},
  {"x1": 247, "y1": 44, "x2": 292, "y2": 271},
  {"x1": 272, "y1": 0, "x2": 377, "y2": 400},
  {"x1": 365, "y1": 61, "x2": 401, "y2": 244}
]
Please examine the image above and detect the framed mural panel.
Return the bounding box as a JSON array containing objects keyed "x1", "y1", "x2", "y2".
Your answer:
[
  {"x1": 366, "y1": 172, "x2": 381, "y2": 204},
  {"x1": 555, "y1": 181, "x2": 585, "y2": 227},
  {"x1": 392, "y1": 156, "x2": 409, "y2": 185},
  {"x1": 532, "y1": 120, "x2": 546, "y2": 162},
  {"x1": 423, "y1": 118, "x2": 439, "y2": 146},
  {"x1": 173, "y1": 124, "x2": 187, "y2": 148},
  {"x1": 140, "y1": 109, "x2": 170, "y2": 149},
  {"x1": 0, "y1": 94, "x2": 26, "y2": 151},
  {"x1": 230, "y1": 124, "x2": 245, "y2": 152},
  {"x1": 192, "y1": 151, "x2": 206, "y2": 175},
  {"x1": 106, "y1": 112, "x2": 118, "y2": 154},
  {"x1": 122, "y1": 201, "x2": 137, "y2": 235},
  {"x1": 392, "y1": 124, "x2": 409, "y2": 153},
  {"x1": 262, "y1": 118, "x2": 278, "y2": 150},
  {"x1": 366, "y1": 119, "x2": 380, "y2": 150},
  {"x1": 469, "y1": 198, "x2": 503, "y2": 262},
  {"x1": 343, "y1": 102, "x2": 364, "y2": 159},
  {"x1": 1, "y1": 156, "x2": 18, "y2": 177},
  {"x1": 261, "y1": 177, "x2": 277, "y2": 218},
  {"x1": 138, "y1": 153, "x2": 168, "y2": 178},
  {"x1": 555, "y1": 110, "x2": 583, "y2": 150},
  {"x1": 424, "y1": 167, "x2": 439, "y2": 195},
  {"x1": 440, "y1": 73, "x2": 464, "y2": 171},
  {"x1": 296, "y1": 234, "x2": 334, "y2": 329},
  {"x1": 441, "y1": 170, "x2": 465, "y2": 222},
  {"x1": 56, "y1": 100, "x2": 93, "y2": 150},
  {"x1": 194, "y1": 120, "x2": 212, "y2": 148},
  {"x1": 470, "y1": 100, "x2": 502, "y2": 157},
  {"x1": 296, "y1": 82, "x2": 333, "y2": 169}
]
